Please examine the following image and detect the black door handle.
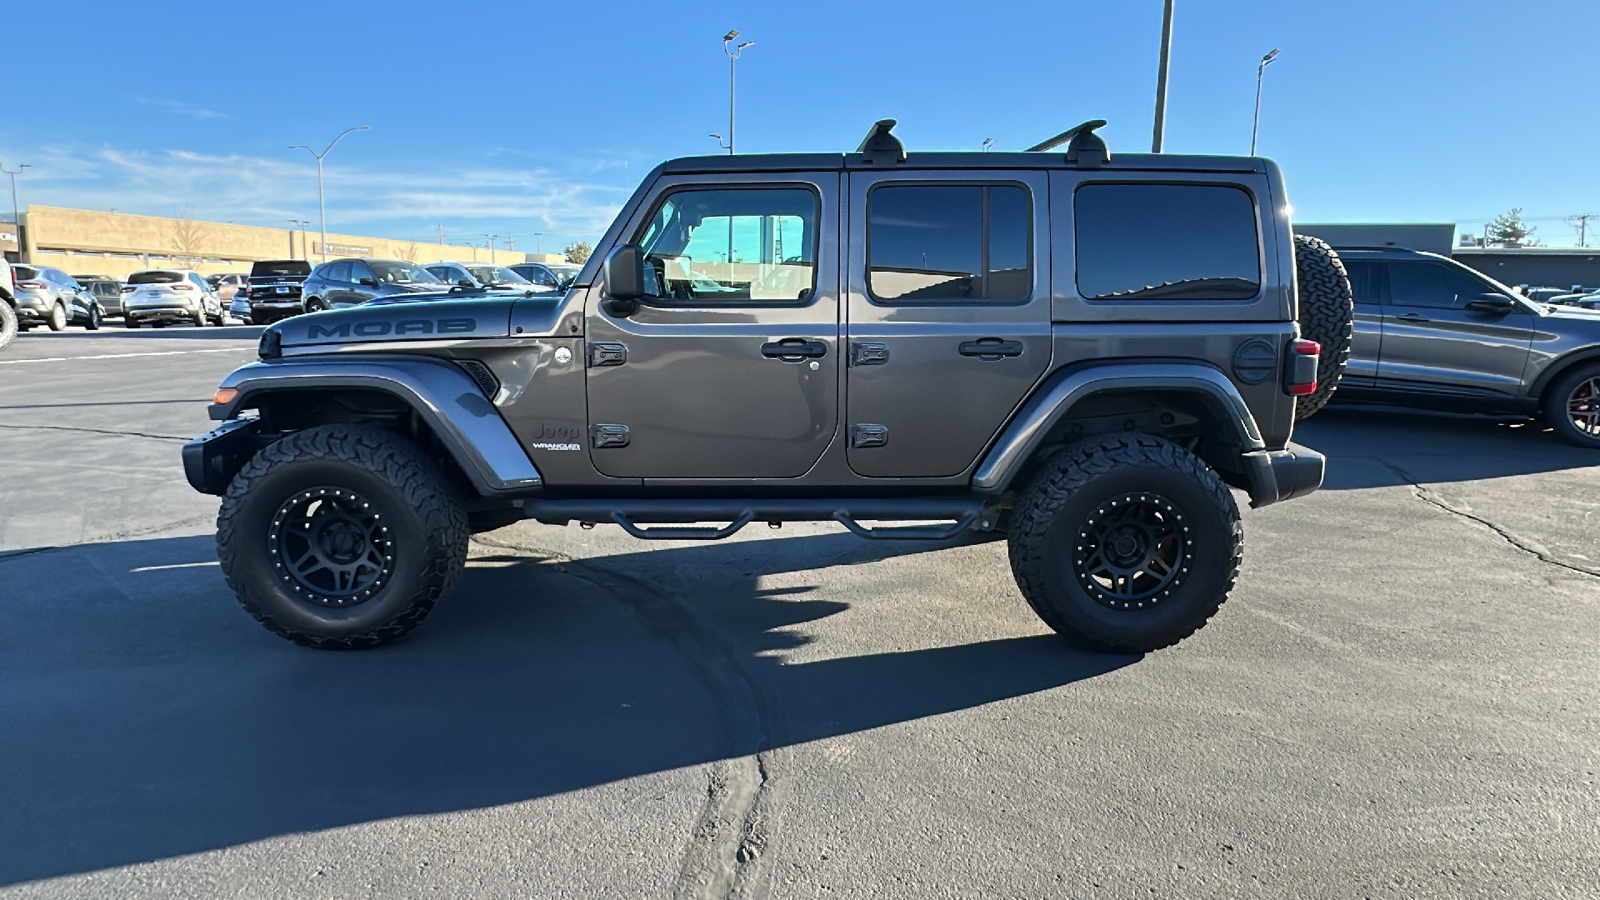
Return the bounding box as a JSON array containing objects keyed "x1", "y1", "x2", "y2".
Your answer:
[
  {"x1": 1395, "y1": 312, "x2": 1430, "y2": 323},
  {"x1": 762, "y1": 339, "x2": 828, "y2": 360},
  {"x1": 959, "y1": 339, "x2": 1025, "y2": 359}
]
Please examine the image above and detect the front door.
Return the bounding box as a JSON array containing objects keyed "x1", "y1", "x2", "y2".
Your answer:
[
  {"x1": 844, "y1": 171, "x2": 1052, "y2": 477},
  {"x1": 584, "y1": 173, "x2": 841, "y2": 479},
  {"x1": 1376, "y1": 258, "x2": 1534, "y2": 397}
]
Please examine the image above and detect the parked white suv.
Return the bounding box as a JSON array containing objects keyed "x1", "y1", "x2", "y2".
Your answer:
[{"x1": 122, "y1": 269, "x2": 226, "y2": 328}]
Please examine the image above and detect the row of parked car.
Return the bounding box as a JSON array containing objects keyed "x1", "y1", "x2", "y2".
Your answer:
[
  {"x1": 1520, "y1": 284, "x2": 1600, "y2": 308},
  {"x1": 0, "y1": 256, "x2": 584, "y2": 348}
]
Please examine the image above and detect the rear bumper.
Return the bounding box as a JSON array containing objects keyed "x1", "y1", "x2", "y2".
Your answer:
[
  {"x1": 183, "y1": 417, "x2": 261, "y2": 495},
  {"x1": 1240, "y1": 441, "x2": 1325, "y2": 509}
]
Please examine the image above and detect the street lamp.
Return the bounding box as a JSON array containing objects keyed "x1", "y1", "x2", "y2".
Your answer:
[
  {"x1": 1151, "y1": 0, "x2": 1175, "y2": 152},
  {"x1": 289, "y1": 125, "x2": 370, "y2": 262},
  {"x1": 1, "y1": 162, "x2": 31, "y2": 253},
  {"x1": 722, "y1": 29, "x2": 756, "y2": 155},
  {"x1": 982, "y1": 138, "x2": 996, "y2": 152},
  {"x1": 482, "y1": 234, "x2": 499, "y2": 260},
  {"x1": 287, "y1": 218, "x2": 310, "y2": 258},
  {"x1": 1251, "y1": 48, "x2": 1281, "y2": 156}
]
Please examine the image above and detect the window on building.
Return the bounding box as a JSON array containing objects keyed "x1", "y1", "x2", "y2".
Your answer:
[
  {"x1": 635, "y1": 186, "x2": 818, "y2": 303},
  {"x1": 867, "y1": 184, "x2": 1031, "y2": 302},
  {"x1": 1075, "y1": 183, "x2": 1261, "y2": 301}
]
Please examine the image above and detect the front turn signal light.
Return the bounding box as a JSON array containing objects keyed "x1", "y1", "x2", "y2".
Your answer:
[{"x1": 213, "y1": 387, "x2": 238, "y2": 405}]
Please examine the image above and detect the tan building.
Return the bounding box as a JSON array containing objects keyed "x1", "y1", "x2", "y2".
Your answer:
[{"x1": 10, "y1": 205, "x2": 566, "y2": 279}]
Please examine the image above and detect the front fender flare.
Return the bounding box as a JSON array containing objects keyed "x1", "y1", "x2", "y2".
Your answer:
[
  {"x1": 971, "y1": 362, "x2": 1266, "y2": 494},
  {"x1": 210, "y1": 355, "x2": 541, "y2": 496}
]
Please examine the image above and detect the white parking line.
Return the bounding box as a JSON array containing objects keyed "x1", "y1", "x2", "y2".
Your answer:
[
  {"x1": 130, "y1": 561, "x2": 220, "y2": 572},
  {"x1": 0, "y1": 347, "x2": 252, "y2": 365}
]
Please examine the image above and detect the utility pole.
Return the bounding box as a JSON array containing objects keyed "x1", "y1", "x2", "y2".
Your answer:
[
  {"x1": 1567, "y1": 213, "x2": 1597, "y2": 248},
  {"x1": 289, "y1": 125, "x2": 370, "y2": 263},
  {"x1": 534, "y1": 232, "x2": 543, "y2": 254},
  {"x1": 2, "y1": 161, "x2": 31, "y2": 257},
  {"x1": 437, "y1": 224, "x2": 444, "y2": 245},
  {"x1": 1151, "y1": 0, "x2": 1175, "y2": 153},
  {"x1": 482, "y1": 234, "x2": 498, "y2": 261}
]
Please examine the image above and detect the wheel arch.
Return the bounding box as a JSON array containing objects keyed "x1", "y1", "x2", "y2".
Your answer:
[
  {"x1": 972, "y1": 362, "x2": 1267, "y2": 495},
  {"x1": 1529, "y1": 349, "x2": 1600, "y2": 401},
  {"x1": 207, "y1": 356, "x2": 541, "y2": 497}
]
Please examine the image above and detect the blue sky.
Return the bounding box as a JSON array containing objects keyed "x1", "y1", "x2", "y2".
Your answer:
[{"x1": 2, "y1": 0, "x2": 1597, "y2": 250}]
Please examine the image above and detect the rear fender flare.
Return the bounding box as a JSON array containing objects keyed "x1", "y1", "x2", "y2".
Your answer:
[
  {"x1": 212, "y1": 355, "x2": 541, "y2": 495},
  {"x1": 971, "y1": 362, "x2": 1266, "y2": 494}
]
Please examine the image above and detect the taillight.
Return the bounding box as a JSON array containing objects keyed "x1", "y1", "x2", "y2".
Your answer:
[
  {"x1": 16, "y1": 280, "x2": 45, "y2": 289},
  {"x1": 120, "y1": 285, "x2": 135, "y2": 293},
  {"x1": 171, "y1": 283, "x2": 193, "y2": 291},
  {"x1": 1287, "y1": 339, "x2": 1320, "y2": 396}
]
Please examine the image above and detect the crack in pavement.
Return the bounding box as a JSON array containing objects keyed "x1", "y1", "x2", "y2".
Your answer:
[
  {"x1": 469, "y1": 533, "x2": 783, "y2": 898},
  {"x1": 1374, "y1": 459, "x2": 1600, "y2": 580},
  {"x1": 0, "y1": 422, "x2": 190, "y2": 442}
]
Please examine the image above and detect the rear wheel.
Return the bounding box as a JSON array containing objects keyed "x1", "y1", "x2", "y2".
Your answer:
[
  {"x1": 1008, "y1": 434, "x2": 1242, "y2": 653},
  {"x1": 193, "y1": 306, "x2": 206, "y2": 328},
  {"x1": 217, "y1": 425, "x2": 469, "y2": 649},
  {"x1": 1542, "y1": 364, "x2": 1600, "y2": 448},
  {"x1": 47, "y1": 302, "x2": 68, "y2": 332},
  {"x1": 306, "y1": 297, "x2": 328, "y2": 313},
  {"x1": 125, "y1": 317, "x2": 140, "y2": 328},
  {"x1": 0, "y1": 303, "x2": 16, "y2": 350},
  {"x1": 85, "y1": 304, "x2": 102, "y2": 331},
  {"x1": 1291, "y1": 234, "x2": 1354, "y2": 420}
]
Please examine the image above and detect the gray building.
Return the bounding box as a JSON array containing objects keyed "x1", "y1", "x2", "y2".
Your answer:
[
  {"x1": 1295, "y1": 223, "x2": 1456, "y2": 255},
  {"x1": 1297, "y1": 222, "x2": 1599, "y2": 292}
]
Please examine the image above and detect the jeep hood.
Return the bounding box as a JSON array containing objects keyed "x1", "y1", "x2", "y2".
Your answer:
[{"x1": 268, "y1": 295, "x2": 566, "y2": 350}]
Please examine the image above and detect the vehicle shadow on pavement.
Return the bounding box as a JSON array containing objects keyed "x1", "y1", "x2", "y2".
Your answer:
[
  {"x1": 0, "y1": 530, "x2": 1129, "y2": 886},
  {"x1": 14, "y1": 325, "x2": 264, "y2": 342},
  {"x1": 1294, "y1": 405, "x2": 1597, "y2": 489}
]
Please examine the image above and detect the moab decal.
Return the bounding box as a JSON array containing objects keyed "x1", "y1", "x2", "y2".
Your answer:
[{"x1": 306, "y1": 318, "x2": 477, "y2": 340}]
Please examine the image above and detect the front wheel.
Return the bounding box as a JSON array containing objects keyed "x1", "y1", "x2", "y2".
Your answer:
[
  {"x1": 1542, "y1": 365, "x2": 1600, "y2": 448},
  {"x1": 47, "y1": 302, "x2": 68, "y2": 332},
  {"x1": 217, "y1": 425, "x2": 469, "y2": 649},
  {"x1": 1008, "y1": 435, "x2": 1242, "y2": 653},
  {"x1": 85, "y1": 304, "x2": 102, "y2": 331}
]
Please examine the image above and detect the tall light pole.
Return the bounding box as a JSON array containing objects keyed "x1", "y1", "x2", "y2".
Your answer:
[
  {"x1": 1251, "y1": 48, "x2": 1280, "y2": 156},
  {"x1": 722, "y1": 30, "x2": 756, "y2": 155},
  {"x1": 1151, "y1": 0, "x2": 1175, "y2": 152},
  {"x1": 286, "y1": 218, "x2": 309, "y2": 258},
  {"x1": 2, "y1": 162, "x2": 30, "y2": 253},
  {"x1": 482, "y1": 234, "x2": 498, "y2": 260},
  {"x1": 534, "y1": 232, "x2": 543, "y2": 254},
  {"x1": 290, "y1": 125, "x2": 370, "y2": 263}
]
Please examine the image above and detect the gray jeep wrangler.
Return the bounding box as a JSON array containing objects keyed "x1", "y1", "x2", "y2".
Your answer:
[{"x1": 184, "y1": 121, "x2": 1351, "y2": 653}]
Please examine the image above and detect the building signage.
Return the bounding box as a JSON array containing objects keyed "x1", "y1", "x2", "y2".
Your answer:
[
  {"x1": 0, "y1": 229, "x2": 17, "y2": 251},
  {"x1": 314, "y1": 242, "x2": 373, "y2": 257}
]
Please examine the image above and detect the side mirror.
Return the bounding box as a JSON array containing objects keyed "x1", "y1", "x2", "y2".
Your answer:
[
  {"x1": 1466, "y1": 292, "x2": 1515, "y2": 313},
  {"x1": 603, "y1": 244, "x2": 648, "y2": 316},
  {"x1": 458, "y1": 279, "x2": 474, "y2": 288},
  {"x1": 358, "y1": 277, "x2": 379, "y2": 288}
]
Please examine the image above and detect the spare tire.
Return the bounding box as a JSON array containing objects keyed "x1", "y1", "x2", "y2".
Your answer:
[{"x1": 1292, "y1": 233, "x2": 1354, "y2": 420}]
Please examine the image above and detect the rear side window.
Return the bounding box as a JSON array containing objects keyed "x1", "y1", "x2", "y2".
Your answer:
[
  {"x1": 1343, "y1": 260, "x2": 1381, "y2": 305},
  {"x1": 1386, "y1": 261, "x2": 1493, "y2": 310},
  {"x1": 867, "y1": 184, "x2": 1031, "y2": 302},
  {"x1": 129, "y1": 271, "x2": 182, "y2": 284},
  {"x1": 1075, "y1": 183, "x2": 1261, "y2": 301}
]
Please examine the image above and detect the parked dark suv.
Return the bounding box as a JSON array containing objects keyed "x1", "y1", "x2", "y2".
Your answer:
[
  {"x1": 185, "y1": 120, "x2": 1351, "y2": 654},
  {"x1": 241, "y1": 259, "x2": 313, "y2": 325},
  {"x1": 1335, "y1": 247, "x2": 1600, "y2": 446},
  {"x1": 300, "y1": 258, "x2": 447, "y2": 310}
]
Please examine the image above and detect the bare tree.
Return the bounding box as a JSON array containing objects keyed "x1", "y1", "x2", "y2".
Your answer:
[
  {"x1": 393, "y1": 242, "x2": 420, "y2": 263},
  {"x1": 171, "y1": 213, "x2": 208, "y2": 269}
]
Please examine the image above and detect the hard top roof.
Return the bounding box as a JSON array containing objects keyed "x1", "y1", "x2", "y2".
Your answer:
[{"x1": 658, "y1": 151, "x2": 1268, "y2": 176}]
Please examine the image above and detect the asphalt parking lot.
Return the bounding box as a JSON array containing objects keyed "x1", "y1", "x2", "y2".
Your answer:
[{"x1": 1, "y1": 328, "x2": 1596, "y2": 899}]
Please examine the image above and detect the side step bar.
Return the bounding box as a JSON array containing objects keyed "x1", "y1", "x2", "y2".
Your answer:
[{"x1": 523, "y1": 497, "x2": 989, "y2": 541}]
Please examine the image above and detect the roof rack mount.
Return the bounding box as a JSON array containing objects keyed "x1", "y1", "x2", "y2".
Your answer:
[{"x1": 1026, "y1": 119, "x2": 1110, "y2": 168}]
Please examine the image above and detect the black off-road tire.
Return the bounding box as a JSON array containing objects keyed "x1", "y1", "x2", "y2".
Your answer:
[
  {"x1": 217, "y1": 424, "x2": 469, "y2": 649},
  {"x1": 1541, "y1": 364, "x2": 1600, "y2": 448},
  {"x1": 47, "y1": 302, "x2": 68, "y2": 332},
  {"x1": 0, "y1": 302, "x2": 16, "y2": 350},
  {"x1": 1007, "y1": 434, "x2": 1243, "y2": 653},
  {"x1": 1292, "y1": 233, "x2": 1354, "y2": 420}
]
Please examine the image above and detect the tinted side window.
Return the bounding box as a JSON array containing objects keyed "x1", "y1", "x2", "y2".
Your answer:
[
  {"x1": 1387, "y1": 262, "x2": 1491, "y2": 310},
  {"x1": 349, "y1": 262, "x2": 374, "y2": 284},
  {"x1": 1075, "y1": 183, "x2": 1260, "y2": 301},
  {"x1": 1343, "y1": 260, "x2": 1381, "y2": 306},
  {"x1": 327, "y1": 262, "x2": 352, "y2": 283},
  {"x1": 867, "y1": 184, "x2": 1030, "y2": 302}
]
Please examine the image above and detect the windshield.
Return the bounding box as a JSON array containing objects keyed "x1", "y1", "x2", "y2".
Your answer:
[
  {"x1": 251, "y1": 260, "x2": 312, "y2": 278},
  {"x1": 466, "y1": 265, "x2": 529, "y2": 285},
  {"x1": 549, "y1": 265, "x2": 580, "y2": 282},
  {"x1": 129, "y1": 271, "x2": 183, "y2": 284},
  {"x1": 369, "y1": 261, "x2": 443, "y2": 285}
]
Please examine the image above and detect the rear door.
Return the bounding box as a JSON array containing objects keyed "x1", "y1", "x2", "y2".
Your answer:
[
  {"x1": 1376, "y1": 259, "x2": 1534, "y2": 396},
  {"x1": 1342, "y1": 259, "x2": 1383, "y2": 384},
  {"x1": 844, "y1": 170, "x2": 1051, "y2": 477}
]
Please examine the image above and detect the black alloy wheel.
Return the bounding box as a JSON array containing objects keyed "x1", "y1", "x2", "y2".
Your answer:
[
  {"x1": 269, "y1": 487, "x2": 395, "y2": 607},
  {"x1": 1071, "y1": 491, "x2": 1192, "y2": 611}
]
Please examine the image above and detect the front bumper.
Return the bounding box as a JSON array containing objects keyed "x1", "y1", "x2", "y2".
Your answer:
[
  {"x1": 182, "y1": 417, "x2": 261, "y2": 495},
  {"x1": 1240, "y1": 441, "x2": 1325, "y2": 509}
]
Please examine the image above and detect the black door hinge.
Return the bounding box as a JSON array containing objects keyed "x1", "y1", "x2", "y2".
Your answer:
[
  {"x1": 850, "y1": 424, "x2": 889, "y2": 448},
  {"x1": 588, "y1": 342, "x2": 628, "y2": 367},
  {"x1": 591, "y1": 424, "x2": 630, "y2": 448},
  {"x1": 850, "y1": 341, "x2": 890, "y2": 366}
]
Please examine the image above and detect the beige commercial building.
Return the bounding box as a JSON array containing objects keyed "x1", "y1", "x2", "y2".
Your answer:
[{"x1": 6, "y1": 205, "x2": 565, "y2": 279}]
